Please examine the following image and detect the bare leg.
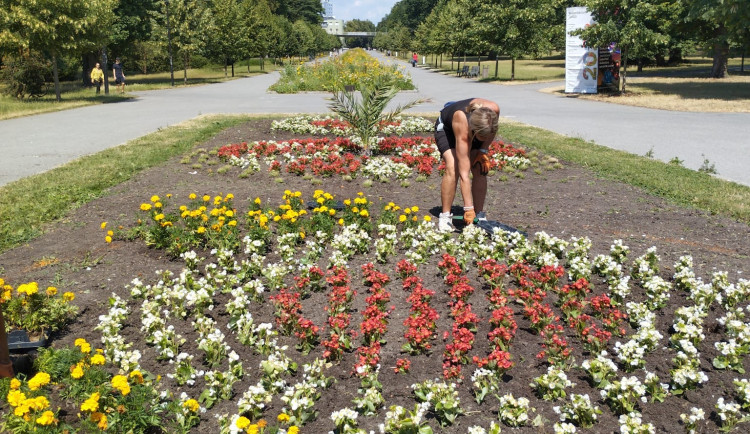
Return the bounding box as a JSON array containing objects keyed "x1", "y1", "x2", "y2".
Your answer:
[
  {"x1": 440, "y1": 149, "x2": 458, "y2": 213},
  {"x1": 470, "y1": 150, "x2": 487, "y2": 212}
]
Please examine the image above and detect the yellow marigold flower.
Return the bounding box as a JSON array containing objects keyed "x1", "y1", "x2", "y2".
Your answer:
[
  {"x1": 254, "y1": 197, "x2": 261, "y2": 205},
  {"x1": 129, "y1": 370, "x2": 144, "y2": 384},
  {"x1": 166, "y1": 193, "x2": 172, "y2": 198},
  {"x1": 154, "y1": 202, "x2": 162, "y2": 208},
  {"x1": 71, "y1": 363, "x2": 85, "y2": 379},
  {"x1": 107, "y1": 230, "x2": 113, "y2": 236},
  {"x1": 100, "y1": 222, "x2": 107, "y2": 229},
  {"x1": 273, "y1": 215, "x2": 281, "y2": 222},
  {"x1": 183, "y1": 399, "x2": 200, "y2": 413},
  {"x1": 404, "y1": 208, "x2": 411, "y2": 214},
  {"x1": 399, "y1": 215, "x2": 407, "y2": 223},
  {"x1": 154, "y1": 213, "x2": 165, "y2": 221},
  {"x1": 236, "y1": 416, "x2": 251, "y2": 429},
  {"x1": 424, "y1": 215, "x2": 432, "y2": 222},
  {"x1": 7, "y1": 390, "x2": 26, "y2": 407},
  {"x1": 258, "y1": 419, "x2": 267, "y2": 428},
  {"x1": 111, "y1": 375, "x2": 130, "y2": 396},
  {"x1": 91, "y1": 411, "x2": 107, "y2": 430},
  {"x1": 30, "y1": 395, "x2": 49, "y2": 410},
  {"x1": 150, "y1": 195, "x2": 160, "y2": 203},
  {"x1": 228, "y1": 220, "x2": 237, "y2": 227},
  {"x1": 81, "y1": 392, "x2": 100, "y2": 412},
  {"x1": 344, "y1": 199, "x2": 351, "y2": 206},
  {"x1": 412, "y1": 216, "x2": 418, "y2": 222},
  {"x1": 46, "y1": 286, "x2": 58, "y2": 296},
  {"x1": 10, "y1": 378, "x2": 21, "y2": 390},
  {"x1": 203, "y1": 195, "x2": 210, "y2": 202},
  {"x1": 300, "y1": 232, "x2": 305, "y2": 239},
  {"x1": 329, "y1": 209, "x2": 336, "y2": 216},
  {"x1": 91, "y1": 354, "x2": 106, "y2": 365},
  {"x1": 179, "y1": 205, "x2": 188, "y2": 212},
  {"x1": 78, "y1": 341, "x2": 91, "y2": 354},
  {"x1": 14, "y1": 403, "x2": 30, "y2": 417},
  {"x1": 197, "y1": 226, "x2": 206, "y2": 234},
  {"x1": 105, "y1": 236, "x2": 112, "y2": 244},
  {"x1": 288, "y1": 426, "x2": 300, "y2": 434},
  {"x1": 36, "y1": 410, "x2": 56, "y2": 426},
  {"x1": 225, "y1": 193, "x2": 234, "y2": 200},
  {"x1": 360, "y1": 210, "x2": 369, "y2": 217},
  {"x1": 248, "y1": 425, "x2": 259, "y2": 434},
  {"x1": 1, "y1": 288, "x2": 11, "y2": 302},
  {"x1": 140, "y1": 203, "x2": 152, "y2": 211},
  {"x1": 189, "y1": 193, "x2": 197, "y2": 200},
  {"x1": 63, "y1": 292, "x2": 75, "y2": 301},
  {"x1": 160, "y1": 221, "x2": 173, "y2": 228},
  {"x1": 75, "y1": 338, "x2": 87, "y2": 347},
  {"x1": 225, "y1": 210, "x2": 234, "y2": 217},
  {"x1": 338, "y1": 218, "x2": 344, "y2": 225},
  {"x1": 18, "y1": 282, "x2": 38, "y2": 296},
  {"x1": 352, "y1": 206, "x2": 359, "y2": 213},
  {"x1": 411, "y1": 206, "x2": 419, "y2": 212},
  {"x1": 277, "y1": 413, "x2": 290, "y2": 423},
  {"x1": 28, "y1": 372, "x2": 51, "y2": 391},
  {"x1": 284, "y1": 189, "x2": 292, "y2": 196},
  {"x1": 357, "y1": 192, "x2": 364, "y2": 196}
]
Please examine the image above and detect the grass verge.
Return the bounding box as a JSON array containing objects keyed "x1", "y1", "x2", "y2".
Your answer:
[
  {"x1": 0, "y1": 114, "x2": 253, "y2": 253},
  {"x1": 499, "y1": 119, "x2": 750, "y2": 223}
]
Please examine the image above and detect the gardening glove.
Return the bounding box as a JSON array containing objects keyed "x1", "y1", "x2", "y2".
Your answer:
[
  {"x1": 472, "y1": 152, "x2": 491, "y2": 175},
  {"x1": 464, "y1": 208, "x2": 476, "y2": 225}
]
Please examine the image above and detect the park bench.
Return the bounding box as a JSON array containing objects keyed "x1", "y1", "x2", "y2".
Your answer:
[
  {"x1": 467, "y1": 66, "x2": 479, "y2": 78},
  {"x1": 457, "y1": 66, "x2": 469, "y2": 77}
]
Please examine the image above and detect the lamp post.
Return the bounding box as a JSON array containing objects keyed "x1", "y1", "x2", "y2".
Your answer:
[{"x1": 166, "y1": 0, "x2": 174, "y2": 87}]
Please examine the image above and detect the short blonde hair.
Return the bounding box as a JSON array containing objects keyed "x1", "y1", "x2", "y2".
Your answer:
[{"x1": 466, "y1": 102, "x2": 498, "y2": 141}]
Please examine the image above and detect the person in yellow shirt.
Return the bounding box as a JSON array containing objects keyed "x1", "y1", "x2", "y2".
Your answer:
[{"x1": 90, "y1": 63, "x2": 104, "y2": 94}]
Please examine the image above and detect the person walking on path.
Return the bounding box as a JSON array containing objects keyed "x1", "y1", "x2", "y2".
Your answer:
[
  {"x1": 412, "y1": 52, "x2": 418, "y2": 67},
  {"x1": 112, "y1": 58, "x2": 126, "y2": 94},
  {"x1": 90, "y1": 63, "x2": 104, "y2": 94},
  {"x1": 435, "y1": 98, "x2": 499, "y2": 232}
]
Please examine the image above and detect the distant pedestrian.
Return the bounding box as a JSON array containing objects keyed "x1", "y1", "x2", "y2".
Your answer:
[
  {"x1": 412, "y1": 52, "x2": 418, "y2": 67},
  {"x1": 90, "y1": 63, "x2": 104, "y2": 94},
  {"x1": 113, "y1": 58, "x2": 126, "y2": 94}
]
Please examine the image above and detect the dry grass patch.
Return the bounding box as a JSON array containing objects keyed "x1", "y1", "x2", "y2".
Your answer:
[{"x1": 541, "y1": 75, "x2": 750, "y2": 112}]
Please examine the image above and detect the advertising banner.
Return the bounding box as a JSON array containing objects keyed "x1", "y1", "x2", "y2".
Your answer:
[{"x1": 565, "y1": 7, "x2": 598, "y2": 93}]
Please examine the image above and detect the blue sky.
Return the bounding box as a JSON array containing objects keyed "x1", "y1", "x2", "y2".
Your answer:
[{"x1": 331, "y1": 0, "x2": 399, "y2": 24}]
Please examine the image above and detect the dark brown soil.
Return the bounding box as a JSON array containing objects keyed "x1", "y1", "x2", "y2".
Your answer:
[{"x1": 2, "y1": 118, "x2": 749, "y2": 433}]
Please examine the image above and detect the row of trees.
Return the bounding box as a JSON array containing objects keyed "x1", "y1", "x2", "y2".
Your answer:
[
  {"x1": 373, "y1": 0, "x2": 750, "y2": 83},
  {"x1": 0, "y1": 0, "x2": 341, "y2": 100}
]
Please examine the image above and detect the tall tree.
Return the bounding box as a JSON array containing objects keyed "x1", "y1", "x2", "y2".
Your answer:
[
  {"x1": 275, "y1": 0, "x2": 324, "y2": 25},
  {"x1": 208, "y1": 0, "x2": 244, "y2": 77},
  {"x1": 242, "y1": 0, "x2": 275, "y2": 70},
  {"x1": 166, "y1": 0, "x2": 213, "y2": 83},
  {"x1": 572, "y1": 0, "x2": 671, "y2": 92},
  {"x1": 685, "y1": 0, "x2": 750, "y2": 77},
  {"x1": 0, "y1": 0, "x2": 117, "y2": 101},
  {"x1": 475, "y1": 0, "x2": 557, "y2": 80}
]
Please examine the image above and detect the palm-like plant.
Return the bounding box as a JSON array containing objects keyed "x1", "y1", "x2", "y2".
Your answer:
[{"x1": 328, "y1": 79, "x2": 428, "y2": 155}]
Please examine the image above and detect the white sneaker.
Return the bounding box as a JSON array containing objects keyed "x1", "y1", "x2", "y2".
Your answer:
[
  {"x1": 438, "y1": 213, "x2": 454, "y2": 232},
  {"x1": 476, "y1": 211, "x2": 487, "y2": 222}
]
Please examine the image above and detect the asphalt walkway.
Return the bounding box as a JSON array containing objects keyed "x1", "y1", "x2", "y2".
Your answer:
[{"x1": 1, "y1": 52, "x2": 748, "y2": 187}]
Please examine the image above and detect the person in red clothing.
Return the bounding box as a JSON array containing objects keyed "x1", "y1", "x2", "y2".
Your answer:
[
  {"x1": 412, "y1": 52, "x2": 418, "y2": 67},
  {"x1": 434, "y1": 98, "x2": 499, "y2": 232}
]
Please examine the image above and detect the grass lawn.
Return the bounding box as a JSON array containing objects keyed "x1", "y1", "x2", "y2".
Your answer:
[{"x1": 419, "y1": 54, "x2": 566, "y2": 82}]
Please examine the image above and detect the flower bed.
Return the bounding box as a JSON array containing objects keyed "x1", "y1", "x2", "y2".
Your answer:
[{"x1": 3, "y1": 182, "x2": 750, "y2": 433}]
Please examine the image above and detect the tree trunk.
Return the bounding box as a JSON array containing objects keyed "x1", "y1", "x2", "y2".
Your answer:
[
  {"x1": 742, "y1": 46, "x2": 746, "y2": 72},
  {"x1": 183, "y1": 53, "x2": 188, "y2": 84},
  {"x1": 82, "y1": 53, "x2": 97, "y2": 87},
  {"x1": 231, "y1": 62, "x2": 234, "y2": 77},
  {"x1": 52, "y1": 53, "x2": 61, "y2": 102},
  {"x1": 621, "y1": 47, "x2": 629, "y2": 94},
  {"x1": 102, "y1": 47, "x2": 110, "y2": 95},
  {"x1": 637, "y1": 58, "x2": 643, "y2": 72},
  {"x1": 495, "y1": 56, "x2": 499, "y2": 78},
  {"x1": 711, "y1": 40, "x2": 729, "y2": 78},
  {"x1": 511, "y1": 58, "x2": 515, "y2": 81},
  {"x1": 224, "y1": 58, "x2": 228, "y2": 78}
]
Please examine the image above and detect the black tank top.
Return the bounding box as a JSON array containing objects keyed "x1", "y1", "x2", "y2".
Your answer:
[{"x1": 440, "y1": 98, "x2": 482, "y2": 148}]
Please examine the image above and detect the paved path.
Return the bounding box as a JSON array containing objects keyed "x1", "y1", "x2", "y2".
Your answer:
[{"x1": 2, "y1": 52, "x2": 749, "y2": 187}]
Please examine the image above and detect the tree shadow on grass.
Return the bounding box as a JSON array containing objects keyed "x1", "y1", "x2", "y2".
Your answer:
[{"x1": 634, "y1": 81, "x2": 750, "y2": 101}]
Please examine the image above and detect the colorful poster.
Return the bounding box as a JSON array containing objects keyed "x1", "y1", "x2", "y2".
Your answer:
[{"x1": 565, "y1": 7, "x2": 598, "y2": 94}]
